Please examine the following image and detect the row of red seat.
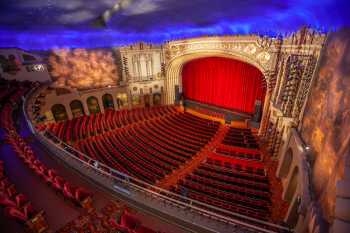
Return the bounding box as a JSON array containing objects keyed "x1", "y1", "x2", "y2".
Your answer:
[
  {"x1": 172, "y1": 112, "x2": 219, "y2": 135},
  {"x1": 1, "y1": 93, "x2": 93, "y2": 210},
  {"x1": 0, "y1": 83, "x2": 49, "y2": 231},
  {"x1": 185, "y1": 173, "x2": 271, "y2": 200},
  {"x1": 73, "y1": 110, "x2": 219, "y2": 184},
  {"x1": 178, "y1": 178, "x2": 270, "y2": 212},
  {"x1": 203, "y1": 158, "x2": 267, "y2": 181},
  {"x1": 7, "y1": 132, "x2": 92, "y2": 207},
  {"x1": 44, "y1": 106, "x2": 177, "y2": 142},
  {"x1": 109, "y1": 209, "x2": 165, "y2": 233},
  {"x1": 146, "y1": 116, "x2": 216, "y2": 151},
  {"x1": 222, "y1": 127, "x2": 259, "y2": 149},
  {"x1": 193, "y1": 167, "x2": 269, "y2": 192},
  {"x1": 206, "y1": 154, "x2": 266, "y2": 176},
  {"x1": 77, "y1": 135, "x2": 159, "y2": 184},
  {"x1": 0, "y1": 160, "x2": 47, "y2": 226},
  {"x1": 171, "y1": 158, "x2": 271, "y2": 220},
  {"x1": 170, "y1": 185, "x2": 268, "y2": 220},
  {"x1": 215, "y1": 146, "x2": 262, "y2": 161}
]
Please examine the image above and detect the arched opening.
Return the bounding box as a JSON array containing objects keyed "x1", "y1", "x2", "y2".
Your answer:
[
  {"x1": 153, "y1": 93, "x2": 161, "y2": 106},
  {"x1": 87, "y1": 96, "x2": 100, "y2": 114},
  {"x1": 70, "y1": 100, "x2": 85, "y2": 118},
  {"x1": 102, "y1": 93, "x2": 114, "y2": 110},
  {"x1": 116, "y1": 93, "x2": 128, "y2": 109},
  {"x1": 51, "y1": 104, "x2": 68, "y2": 122},
  {"x1": 285, "y1": 167, "x2": 299, "y2": 204},
  {"x1": 132, "y1": 95, "x2": 141, "y2": 107},
  {"x1": 182, "y1": 57, "x2": 266, "y2": 114},
  {"x1": 144, "y1": 94, "x2": 151, "y2": 107},
  {"x1": 280, "y1": 148, "x2": 293, "y2": 178}
]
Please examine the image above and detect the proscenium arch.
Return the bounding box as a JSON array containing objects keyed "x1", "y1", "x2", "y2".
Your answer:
[{"x1": 164, "y1": 51, "x2": 269, "y2": 105}]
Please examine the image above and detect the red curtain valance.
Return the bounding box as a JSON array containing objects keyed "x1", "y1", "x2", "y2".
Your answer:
[{"x1": 182, "y1": 57, "x2": 266, "y2": 114}]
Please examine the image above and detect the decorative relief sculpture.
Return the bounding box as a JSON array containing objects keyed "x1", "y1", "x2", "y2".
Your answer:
[
  {"x1": 257, "y1": 36, "x2": 273, "y2": 50},
  {"x1": 257, "y1": 52, "x2": 271, "y2": 63},
  {"x1": 243, "y1": 44, "x2": 257, "y2": 54}
]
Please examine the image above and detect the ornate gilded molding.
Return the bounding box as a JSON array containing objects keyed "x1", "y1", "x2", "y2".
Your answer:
[{"x1": 165, "y1": 37, "x2": 277, "y2": 74}]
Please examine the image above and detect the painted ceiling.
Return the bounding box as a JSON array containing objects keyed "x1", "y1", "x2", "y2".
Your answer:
[{"x1": 0, "y1": 0, "x2": 349, "y2": 50}]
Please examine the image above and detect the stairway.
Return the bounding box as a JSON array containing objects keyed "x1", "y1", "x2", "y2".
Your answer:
[{"x1": 156, "y1": 124, "x2": 229, "y2": 189}]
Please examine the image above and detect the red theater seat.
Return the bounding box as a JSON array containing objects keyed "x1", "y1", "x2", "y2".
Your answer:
[
  {"x1": 0, "y1": 193, "x2": 17, "y2": 207},
  {"x1": 53, "y1": 176, "x2": 65, "y2": 192},
  {"x1": 134, "y1": 226, "x2": 156, "y2": 233},
  {"x1": 109, "y1": 218, "x2": 131, "y2": 233},
  {"x1": 121, "y1": 212, "x2": 141, "y2": 230},
  {"x1": 75, "y1": 187, "x2": 92, "y2": 203}
]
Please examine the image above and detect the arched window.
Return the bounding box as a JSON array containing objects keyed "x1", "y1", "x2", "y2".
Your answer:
[
  {"x1": 51, "y1": 104, "x2": 68, "y2": 122},
  {"x1": 70, "y1": 100, "x2": 85, "y2": 118},
  {"x1": 87, "y1": 96, "x2": 100, "y2": 114},
  {"x1": 102, "y1": 93, "x2": 114, "y2": 110},
  {"x1": 153, "y1": 93, "x2": 161, "y2": 106},
  {"x1": 144, "y1": 94, "x2": 151, "y2": 107},
  {"x1": 280, "y1": 148, "x2": 293, "y2": 178},
  {"x1": 132, "y1": 95, "x2": 141, "y2": 106},
  {"x1": 116, "y1": 93, "x2": 128, "y2": 109}
]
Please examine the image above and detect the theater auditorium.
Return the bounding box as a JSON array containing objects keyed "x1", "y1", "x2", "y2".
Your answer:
[{"x1": 0, "y1": 1, "x2": 349, "y2": 233}]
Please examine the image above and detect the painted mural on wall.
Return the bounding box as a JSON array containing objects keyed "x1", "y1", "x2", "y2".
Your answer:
[
  {"x1": 300, "y1": 30, "x2": 350, "y2": 222},
  {"x1": 49, "y1": 48, "x2": 119, "y2": 90}
]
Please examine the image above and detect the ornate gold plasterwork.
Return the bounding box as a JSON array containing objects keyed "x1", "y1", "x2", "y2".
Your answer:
[
  {"x1": 165, "y1": 38, "x2": 275, "y2": 74},
  {"x1": 257, "y1": 51, "x2": 271, "y2": 64}
]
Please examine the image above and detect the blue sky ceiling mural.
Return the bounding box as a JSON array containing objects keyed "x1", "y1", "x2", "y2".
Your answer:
[{"x1": 0, "y1": 0, "x2": 349, "y2": 50}]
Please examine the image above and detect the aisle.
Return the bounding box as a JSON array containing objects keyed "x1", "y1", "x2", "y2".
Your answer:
[{"x1": 157, "y1": 125, "x2": 229, "y2": 189}]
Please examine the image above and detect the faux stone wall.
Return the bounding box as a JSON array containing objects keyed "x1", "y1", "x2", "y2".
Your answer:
[{"x1": 300, "y1": 29, "x2": 350, "y2": 223}]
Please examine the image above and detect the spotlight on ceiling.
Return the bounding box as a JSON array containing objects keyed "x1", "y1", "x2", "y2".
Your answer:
[
  {"x1": 92, "y1": 0, "x2": 133, "y2": 28},
  {"x1": 92, "y1": 16, "x2": 107, "y2": 28}
]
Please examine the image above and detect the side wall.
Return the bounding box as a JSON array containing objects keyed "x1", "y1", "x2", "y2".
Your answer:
[{"x1": 300, "y1": 30, "x2": 350, "y2": 232}]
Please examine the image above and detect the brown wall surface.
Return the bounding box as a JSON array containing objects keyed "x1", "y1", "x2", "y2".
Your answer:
[{"x1": 301, "y1": 29, "x2": 350, "y2": 223}]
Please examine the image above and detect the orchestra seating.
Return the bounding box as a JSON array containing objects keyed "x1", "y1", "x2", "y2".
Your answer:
[
  {"x1": 170, "y1": 157, "x2": 271, "y2": 220},
  {"x1": 73, "y1": 110, "x2": 220, "y2": 184},
  {"x1": 38, "y1": 97, "x2": 272, "y2": 222},
  {"x1": 222, "y1": 127, "x2": 259, "y2": 149},
  {"x1": 43, "y1": 106, "x2": 177, "y2": 142}
]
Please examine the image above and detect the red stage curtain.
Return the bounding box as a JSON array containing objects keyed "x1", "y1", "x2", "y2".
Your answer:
[{"x1": 182, "y1": 57, "x2": 266, "y2": 114}]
